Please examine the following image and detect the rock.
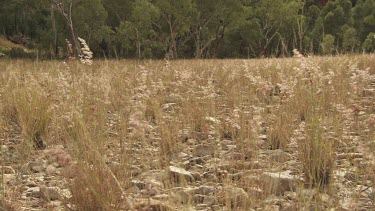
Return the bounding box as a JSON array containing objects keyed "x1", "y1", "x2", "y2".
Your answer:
[
  {"x1": 176, "y1": 152, "x2": 189, "y2": 160},
  {"x1": 130, "y1": 173, "x2": 163, "y2": 196},
  {"x1": 265, "y1": 205, "x2": 280, "y2": 211},
  {"x1": 193, "y1": 194, "x2": 205, "y2": 203},
  {"x1": 4, "y1": 174, "x2": 16, "y2": 183},
  {"x1": 131, "y1": 179, "x2": 147, "y2": 190},
  {"x1": 40, "y1": 186, "x2": 61, "y2": 201},
  {"x1": 235, "y1": 161, "x2": 262, "y2": 169},
  {"x1": 281, "y1": 203, "x2": 298, "y2": 211},
  {"x1": 46, "y1": 201, "x2": 62, "y2": 208},
  {"x1": 205, "y1": 116, "x2": 221, "y2": 124},
  {"x1": 261, "y1": 171, "x2": 303, "y2": 195},
  {"x1": 283, "y1": 191, "x2": 297, "y2": 200},
  {"x1": 26, "y1": 187, "x2": 41, "y2": 198},
  {"x1": 337, "y1": 153, "x2": 363, "y2": 159},
  {"x1": 48, "y1": 148, "x2": 65, "y2": 157},
  {"x1": 206, "y1": 174, "x2": 218, "y2": 183},
  {"x1": 168, "y1": 166, "x2": 194, "y2": 186},
  {"x1": 268, "y1": 149, "x2": 291, "y2": 162},
  {"x1": 191, "y1": 172, "x2": 202, "y2": 182},
  {"x1": 3, "y1": 166, "x2": 15, "y2": 174},
  {"x1": 153, "y1": 194, "x2": 170, "y2": 201},
  {"x1": 300, "y1": 189, "x2": 318, "y2": 200},
  {"x1": 194, "y1": 145, "x2": 215, "y2": 157},
  {"x1": 319, "y1": 193, "x2": 330, "y2": 203},
  {"x1": 28, "y1": 160, "x2": 45, "y2": 173},
  {"x1": 129, "y1": 186, "x2": 140, "y2": 194},
  {"x1": 196, "y1": 204, "x2": 209, "y2": 209},
  {"x1": 25, "y1": 180, "x2": 37, "y2": 187},
  {"x1": 196, "y1": 185, "x2": 215, "y2": 195},
  {"x1": 129, "y1": 165, "x2": 142, "y2": 177},
  {"x1": 175, "y1": 190, "x2": 192, "y2": 204},
  {"x1": 264, "y1": 194, "x2": 282, "y2": 205},
  {"x1": 351, "y1": 158, "x2": 362, "y2": 166},
  {"x1": 186, "y1": 139, "x2": 196, "y2": 145},
  {"x1": 203, "y1": 196, "x2": 216, "y2": 206},
  {"x1": 46, "y1": 165, "x2": 57, "y2": 175},
  {"x1": 257, "y1": 140, "x2": 267, "y2": 149},
  {"x1": 56, "y1": 153, "x2": 71, "y2": 167},
  {"x1": 218, "y1": 187, "x2": 249, "y2": 208},
  {"x1": 133, "y1": 199, "x2": 174, "y2": 211},
  {"x1": 189, "y1": 157, "x2": 206, "y2": 165},
  {"x1": 224, "y1": 152, "x2": 248, "y2": 160}
]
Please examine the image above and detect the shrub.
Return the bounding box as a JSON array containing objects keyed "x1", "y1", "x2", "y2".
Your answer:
[
  {"x1": 8, "y1": 48, "x2": 34, "y2": 59},
  {"x1": 362, "y1": 32, "x2": 375, "y2": 53},
  {"x1": 342, "y1": 27, "x2": 360, "y2": 52},
  {"x1": 321, "y1": 34, "x2": 336, "y2": 55}
]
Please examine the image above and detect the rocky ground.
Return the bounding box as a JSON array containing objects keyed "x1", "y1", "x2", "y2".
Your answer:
[{"x1": 1, "y1": 58, "x2": 375, "y2": 211}]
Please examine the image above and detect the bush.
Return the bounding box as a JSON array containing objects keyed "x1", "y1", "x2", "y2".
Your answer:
[
  {"x1": 321, "y1": 34, "x2": 336, "y2": 55},
  {"x1": 362, "y1": 33, "x2": 375, "y2": 53},
  {"x1": 342, "y1": 27, "x2": 360, "y2": 52},
  {"x1": 8, "y1": 48, "x2": 34, "y2": 59}
]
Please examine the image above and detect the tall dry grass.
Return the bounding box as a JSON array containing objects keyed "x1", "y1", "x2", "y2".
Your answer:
[{"x1": 0, "y1": 54, "x2": 374, "y2": 210}]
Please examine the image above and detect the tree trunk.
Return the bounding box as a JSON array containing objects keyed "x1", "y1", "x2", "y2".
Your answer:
[
  {"x1": 50, "y1": 4, "x2": 58, "y2": 58},
  {"x1": 213, "y1": 25, "x2": 226, "y2": 58},
  {"x1": 67, "y1": 2, "x2": 79, "y2": 56},
  {"x1": 52, "y1": 0, "x2": 79, "y2": 57},
  {"x1": 195, "y1": 30, "x2": 201, "y2": 58}
]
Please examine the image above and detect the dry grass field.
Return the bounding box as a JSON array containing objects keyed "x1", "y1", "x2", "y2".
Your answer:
[{"x1": 1, "y1": 55, "x2": 375, "y2": 210}]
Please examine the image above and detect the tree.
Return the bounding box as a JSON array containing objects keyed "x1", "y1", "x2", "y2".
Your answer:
[
  {"x1": 342, "y1": 27, "x2": 359, "y2": 52},
  {"x1": 191, "y1": 0, "x2": 245, "y2": 58},
  {"x1": 312, "y1": 0, "x2": 354, "y2": 51},
  {"x1": 362, "y1": 32, "x2": 375, "y2": 52},
  {"x1": 52, "y1": 0, "x2": 79, "y2": 56},
  {"x1": 154, "y1": 0, "x2": 196, "y2": 59},
  {"x1": 72, "y1": 0, "x2": 109, "y2": 55},
  {"x1": 353, "y1": 0, "x2": 375, "y2": 42},
  {"x1": 0, "y1": 0, "x2": 373, "y2": 59},
  {"x1": 117, "y1": 0, "x2": 161, "y2": 58},
  {"x1": 321, "y1": 34, "x2": 336, "y2": 55}
]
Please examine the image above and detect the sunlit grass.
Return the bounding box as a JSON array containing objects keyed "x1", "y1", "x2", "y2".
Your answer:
[{"x1": 0, "y1": 54, "x2": 374, "y2": 210}]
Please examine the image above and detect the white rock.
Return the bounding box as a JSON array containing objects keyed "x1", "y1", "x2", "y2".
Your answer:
[
  {"x1": 261, "y1": 171, "x2": 303, "y2": 195},
  {"x1": 168, "y1": 166, "x2": 194, "y2": 186},
  {"x1": 26, "y1": 187, "x2": 41, "y2": 198},
  {"x1": 25, "y1": 180, "x2": 37, "y2": 187}
]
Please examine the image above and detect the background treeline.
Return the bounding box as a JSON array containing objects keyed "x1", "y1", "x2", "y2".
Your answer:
[{"x1": 0, "y1": 0, "x2": 374, "y2": 59}]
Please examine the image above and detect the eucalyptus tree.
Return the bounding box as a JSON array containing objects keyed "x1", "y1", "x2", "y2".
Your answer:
[{"x1": 154, "y1": 0, "x2": 196, "y2": 59}]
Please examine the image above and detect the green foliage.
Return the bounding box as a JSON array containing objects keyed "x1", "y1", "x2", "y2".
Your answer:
[
  {"x1": 362, "y1": 32, "x2": 375, "y2": 52},
  {"x1": 342, "y1": 27, "x2": 360, "y2": 52},
  {"x1": 353, "y1": 0, "x2": 375, "y2": 41},
  {"x1": 8, "y1": 48, "x2": 34, "y2": 59},
  {"x1": 0, "y1": 0, "x2": 373, "y2": 58},
  {"x1": 321, "y1": 34, "x2": 336, "y2": 55}
]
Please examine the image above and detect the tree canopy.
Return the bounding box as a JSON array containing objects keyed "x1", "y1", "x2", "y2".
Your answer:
[{"x1": 0, "y1": 0, "x2": 374, "y2": 59}]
